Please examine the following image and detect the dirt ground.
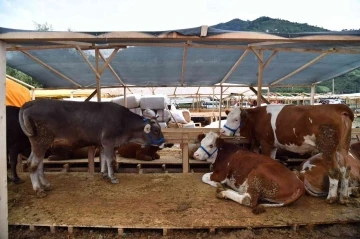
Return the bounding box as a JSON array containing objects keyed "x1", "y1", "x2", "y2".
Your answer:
[{"x1": 7, "y1": 172, "x2": 360, "y2": 239}]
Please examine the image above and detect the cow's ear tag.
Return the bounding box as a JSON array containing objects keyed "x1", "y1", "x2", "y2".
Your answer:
[{"x1": 144, "y1": 124, "x2": 151, "y2": 134}]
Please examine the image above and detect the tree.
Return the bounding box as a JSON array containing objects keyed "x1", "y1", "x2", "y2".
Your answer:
[{"x1": 33, "y1": 21, "x2": 53, "y2": 31}]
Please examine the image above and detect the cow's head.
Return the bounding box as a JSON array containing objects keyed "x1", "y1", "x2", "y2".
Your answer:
[
  {"x1": 220, "y1": 106, "x2": 246, "y2": 136},
  {"x1": 193, "y1": 131, "x2": 219, "y2": 162},
  {"x1": 142, "y1": 118, "x2": 165, "y2": 148}
]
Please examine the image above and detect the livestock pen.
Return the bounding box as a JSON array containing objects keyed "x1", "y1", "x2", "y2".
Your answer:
[{"x1": 2, "y1": 26, "x2": 360, "y2": 238}]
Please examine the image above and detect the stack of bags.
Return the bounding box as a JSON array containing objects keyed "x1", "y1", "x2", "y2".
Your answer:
[
  {"x1": 140, "y1": 95, "x2": 170, "y2": 128},
  {"x1": 111, "y1": 94, "x2": 143, "y2": 116}
]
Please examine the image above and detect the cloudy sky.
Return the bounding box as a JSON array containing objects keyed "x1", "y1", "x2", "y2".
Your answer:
[{"x1": 0, "y1": 0, "x2": 359, "y2": 32}]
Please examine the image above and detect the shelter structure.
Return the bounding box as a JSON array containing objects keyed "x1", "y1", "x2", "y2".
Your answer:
[{"x1": 1, "y1": 26, "x2": 360, "y2": 238}]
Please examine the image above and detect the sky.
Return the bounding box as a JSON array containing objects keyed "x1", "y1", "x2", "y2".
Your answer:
[{"x1": 0, "y1": 0, "x2": 359, "y2": 32}]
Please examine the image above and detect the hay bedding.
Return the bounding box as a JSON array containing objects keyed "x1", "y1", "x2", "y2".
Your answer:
[{"x1": 8, "y1": 172, "x2": 360, "y2": 239}]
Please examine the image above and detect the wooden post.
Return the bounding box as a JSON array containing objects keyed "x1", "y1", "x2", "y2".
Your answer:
[
  {"x1": 310, "y1": 84, "x2": 315, "y2": 105},
  {"x1": 257, "y1": 50, "x2": 264, "y2": 106},
  {"x1": 219, "y1": 86, "x2": 223, "y2": 128},
  {"x1": 0, "y1": 40, "x2": 8, "y2": 239},
  {"x1": 182, "y1": 134, "x2": 189, "y2": 173},
  {"x1": 124, "y1": 87, "x2": 127, "y2": 108},
  {"x1": 95, "y1": 48, "x2": 101, "y2": 102}
]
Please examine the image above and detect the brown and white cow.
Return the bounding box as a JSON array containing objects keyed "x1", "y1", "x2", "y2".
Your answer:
[
  {"x1": 220, "y1": 104, "x2": 354, "y2": 204},
  {"x1": 193, "y1": 131, "x2": 304, "y2": 214},
  {"x1": 19, "y1": 99, "x2": 165, "y2": 197},
  {"x1": 300, "y1": 141, "x2": 360, "y2": 198}
]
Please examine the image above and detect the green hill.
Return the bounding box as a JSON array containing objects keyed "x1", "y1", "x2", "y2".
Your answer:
[{"x1": 212, "y1": 16, "x2": 329, "y2": 33}]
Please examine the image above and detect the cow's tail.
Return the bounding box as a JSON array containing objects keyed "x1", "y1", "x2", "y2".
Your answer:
[{"x1": 19, "y1": 106, "x2": 35, "y2": 137}]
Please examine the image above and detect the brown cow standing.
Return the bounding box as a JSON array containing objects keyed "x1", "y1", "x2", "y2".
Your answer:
[
  {"x1": 193, "y1": 131, "x2": 304, "y2": 214},
  {"x1": 300, "y1": 141, "x2": 360, "y2": 197},
  {"x1": 221, "y1": 104, "x2": 354, "y2": 204}
]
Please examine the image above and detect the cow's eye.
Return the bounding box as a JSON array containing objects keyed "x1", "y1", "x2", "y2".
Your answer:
[
  {"x1": 209, "y1": 144, "x2": 213, "y2": 148},
  {"x1": 234, "y1": 119, "x2": 239, "y2": 121}
]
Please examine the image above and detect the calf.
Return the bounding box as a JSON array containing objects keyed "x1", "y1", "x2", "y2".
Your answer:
[
  {"x1": 117, "y1": 143, "x2": 174, "y2": 161},
  {"x1": 193, "y1": 132, "x2": 304, "y2": 214},
  {"x1": 6, "y1": 106, "x2": 31, "y2": 184},
  {"x1": 19, "y1": 99, "x2": 165, "y2": 197},
  {"x1": 300, "y1": 141, "x2": 360, "y2": 198},
  {"x1": 221, "y1": 104, "x2": 354, "y2": 204}
]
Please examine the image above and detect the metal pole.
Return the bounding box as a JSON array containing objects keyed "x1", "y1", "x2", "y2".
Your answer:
[
  {"x1": 95, "y1": 48, "x2": 101, "y2": 102},
  {"x1": 257, "y1": 50, "x2": 264, "y2": 106}
]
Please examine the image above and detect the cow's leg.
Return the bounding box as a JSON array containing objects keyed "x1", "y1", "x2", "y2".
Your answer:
[
  {"x1": 103, "y1": 147, "x2": 118, "y2": 184},
  {"x1": 216, "y1": 184, "x2": 251, "y2": 206},
  {"x1": 9, "y1": 146, "x2": 24, "y2": 184},
  {"x1": 37, "y1": 160, "x2": 52, "y2": 191},
  {"x1": 270, "y1": 148, "x2": 277, "y2": 160},
  {"x1": 201, "y1": 173, "x2": 218, "y2": 187},
  {"x1": 100, "y1": 149, "x2": 109, "y2": 179},
  {"x1": 28, "y1": 152, "x2": 46, "y2": 197},
  {"x1": 339, "y1": 164, "x2": 351, "y2": 204},
  {"x1": 29, "y1": 142, "x2": 51, "y2": 197},
  {"x1": 260, "y1": 143, "x2": 275, "y2": 159}
]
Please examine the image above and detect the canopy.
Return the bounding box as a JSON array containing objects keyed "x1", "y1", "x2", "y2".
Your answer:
[{"x1": 2, "y1": 26, "x2": 360, "y2": 89}]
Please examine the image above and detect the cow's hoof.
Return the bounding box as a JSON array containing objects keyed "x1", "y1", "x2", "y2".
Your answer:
[
  {"x1": 326, "y1": 197, "x2": 337, "y2": 204},
  {"x1": 102, "y1": 173, "x2": 110, "y2": 179},
  {"x1": 44, "y1": 185, "x2": 53, "y2": 191},
  {"x1": 36, "y1": 190, "x2": 47, "y2": 198},
  {"x1": 13, "y1": 178, "x2": 25, "y2": 184},
  {"x1": 216, "y1": 191, "x2": 226, "y2": 199},
  {"x1": 339, "y1": 196, "x2": 349, "y2": 205},
  {"x1": 111, "y1": 177, "x2": 119, "y2": 184}
]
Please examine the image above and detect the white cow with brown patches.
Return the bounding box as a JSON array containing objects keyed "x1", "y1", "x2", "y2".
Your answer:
[
  {"x1": 193, "y1": 132, "x2": 305, "y2": 214},
  {"x1": 221, "y1": 104, "x2": 354, "y2": 205}
]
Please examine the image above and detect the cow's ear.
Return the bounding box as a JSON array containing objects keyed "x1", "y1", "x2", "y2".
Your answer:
[
  {"x1": 144, "y1": 124, "x2": 151, "y2": 133},
  {"x1": 215, "y1": 138, "x2": 225, "y2": 149},
  {"x1": 225, "y1": 110, "x2": 230, "y2": 115},
  {"x1": 198, "y1": 133, "x2": 206, "y2": 142}
]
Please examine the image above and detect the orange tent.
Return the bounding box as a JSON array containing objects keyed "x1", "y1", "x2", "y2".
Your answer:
[{"x1": 6, "y1": 78, "x2": 31, "y2": 107}]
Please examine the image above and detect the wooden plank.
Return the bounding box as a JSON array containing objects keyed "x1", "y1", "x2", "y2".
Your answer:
[
  {"x1": 95, "y1": 48, "x2": 101, "y2": 102},
  {"x1": 256, "y1": 50, "x2": 264, "y2": 106},
  {"x1": 249, "y1": 87, "x2": 270, "y2": 105},
  {"x1": 20, "y1": 50, "x2": 81, "y2": 87},
  {"x1": 6, "y1": 74, "x2": 35, "y2": 89},
  {"x1": 0, "y1": 40, "x2": 8, "y2": 239},
  {"x1": 76, "y1": 45, "x2": 101, "y2": 79},
  {"x1": 250, "y1": 47, "x2": 264, "y2": 63},
  {"x1": 262, "y1": 50, "x2": 278, "y2": 69},
  {"x1": 219, "y1": 49, "x2": 250, "y2": 84},
  {"x1": 270, "y1": 53, "x2": 328, "y2": 86},
  {"x1": 98, "y1": 48, "x2": 119, "y2": 74},
  {"x1": 84, "y1": 89, "x2": 97, "y2": 102}
]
